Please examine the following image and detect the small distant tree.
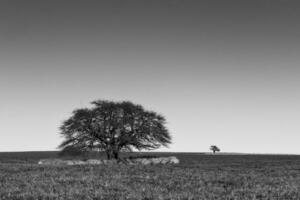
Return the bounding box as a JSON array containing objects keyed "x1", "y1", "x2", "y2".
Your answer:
[
  {"x1": 59, "y1": 100, "x2": 171, "y2": 160},
  {"x1": 210, "y1": 145, "x2": 220, "y2": 154}
]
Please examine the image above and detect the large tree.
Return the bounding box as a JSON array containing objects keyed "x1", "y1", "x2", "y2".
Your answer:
[{"x1": 59, "y1": 100, "x2": 171, "y2": 160}]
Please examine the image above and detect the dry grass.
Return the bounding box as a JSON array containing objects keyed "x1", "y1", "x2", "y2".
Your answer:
[{"x1": 1, "y1": 152, "x2": 300, "y2": 199}]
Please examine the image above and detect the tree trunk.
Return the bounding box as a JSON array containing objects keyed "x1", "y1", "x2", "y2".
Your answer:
[
  {"x1": 113, "y1": 151, "x2": 119, "y2": 160},
  {"x1": 213, "y1": 150, "x2": 216, "y2": 154},
  {"x1": 106, "y1": 149, "x2": 113, "y2": 160},
  {"x1": 106, "y1": 148, "x2": 119, "y2": 160}
]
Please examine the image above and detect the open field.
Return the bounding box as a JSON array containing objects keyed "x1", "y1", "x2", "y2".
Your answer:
[{"x1": 1, "y1": 152, "x2": 300, "y2": 199}]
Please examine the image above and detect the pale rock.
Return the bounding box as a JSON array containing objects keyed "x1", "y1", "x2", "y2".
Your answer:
[
  {"x1": 69, "y1": 160, "x2": 86, "y2": 165},
  {"x1": 38, "y1": 159, "x2": 65, "y2": 165},
  {"x1": 140, "y1": 159, "x2": 152, "y2": 165},
  {"x1": 86, "y1": 159, "x2": 102, "y2": 165},
  {"x1": 38, "y1": 156, "x2": 180, "y2": 166},
  {"x1": 160, "y1": 158, "x2": 169, "y2": 164},
  {"x1": 65, "y1": 160, "x2": 75, "y2": 165},
  {"x1": 151, "y1": 158, "x2": 162, "y2": 165},
  {"x1": 169, "y1": 156, "x2": 180, "y2": 164},
  {"x1": 38, "y1": 160, "x2": 44, "y2": 165}
]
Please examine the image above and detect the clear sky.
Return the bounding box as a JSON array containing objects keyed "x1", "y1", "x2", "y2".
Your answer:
[{"x1": 1, "y1": 0, "x2": 300, "y2": 153}]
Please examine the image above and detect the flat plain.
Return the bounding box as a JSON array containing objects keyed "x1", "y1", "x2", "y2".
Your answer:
[{"x1": 1, "y1": 152, "x2": 300, "y2": 200}]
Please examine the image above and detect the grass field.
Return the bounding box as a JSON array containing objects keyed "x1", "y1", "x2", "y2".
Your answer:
[{"x1": 1, "y1": 152, "x2": 300, "y2": 200}]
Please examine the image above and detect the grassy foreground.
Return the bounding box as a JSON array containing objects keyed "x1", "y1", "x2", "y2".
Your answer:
[{"x1": 1, "y1": 152, "x2": 300, "y2": 199}]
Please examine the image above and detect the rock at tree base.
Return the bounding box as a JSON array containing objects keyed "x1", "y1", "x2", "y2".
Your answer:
[
  {"x1": 38, "y1": 156, "x2": 180, "y2": 166},
  {"x1": 86, "y1": 159, "x2": 103, "y2": 165}
]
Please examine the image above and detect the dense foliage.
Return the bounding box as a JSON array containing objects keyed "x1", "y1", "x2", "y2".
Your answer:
[
  {"x1": 59, "y1": 100, "x2": 171, "y2": 159},
  {"x1": 210, "y1": 145, "x2": 221, "y2": 154}
]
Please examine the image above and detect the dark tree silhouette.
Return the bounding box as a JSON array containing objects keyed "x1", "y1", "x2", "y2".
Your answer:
[
  {"x1": 59, "y1": 100, "x2": 171, "y2": 160},
  {"x1": 210, "y1": 145, "x2": 220, "y2": 154}
]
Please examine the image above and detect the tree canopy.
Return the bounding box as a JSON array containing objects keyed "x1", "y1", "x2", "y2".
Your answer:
[
  {"x1": 210, "y1": 145, "x2": 220, "y2": 154},
  {"x1": 59, "y1": 100, "x2": 171, "y2": 159}
]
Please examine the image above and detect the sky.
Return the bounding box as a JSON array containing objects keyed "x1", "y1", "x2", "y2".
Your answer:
[{"x1": 0, "y1": 0, "x2": 300, "y2": 153}]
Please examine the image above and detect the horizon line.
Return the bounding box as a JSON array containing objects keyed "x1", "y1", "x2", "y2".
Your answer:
[{"x1": 0, "y1": 150, "x2": 299, "y2": 156}]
